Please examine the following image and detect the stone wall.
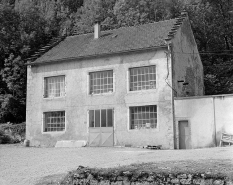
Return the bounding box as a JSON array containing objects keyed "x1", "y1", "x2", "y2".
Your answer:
[{"x1": 60, "y1": 166, "x2": 232, "y2": 185}]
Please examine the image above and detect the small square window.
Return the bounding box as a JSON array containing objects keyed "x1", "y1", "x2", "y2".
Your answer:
[
  {"x1": 90, "y1": 70, "x2": 113, "y2": 94},
  {"x1": 130, "y1": 105, "x2": 157, "y2": 129},
  {"x1": 129, "y1": 66, "x2": 156, "y2": 91},
  {"x1": 43, "y1": 111, "x2": 65, "y2": 132},
  {"x1": 44, "y1": 76, "x2": 65, "y2": 98}
]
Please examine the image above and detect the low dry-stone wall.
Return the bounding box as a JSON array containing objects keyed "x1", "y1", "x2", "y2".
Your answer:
[{"x1": 60, "y1": 166, "x2": 233, "y2": 185}]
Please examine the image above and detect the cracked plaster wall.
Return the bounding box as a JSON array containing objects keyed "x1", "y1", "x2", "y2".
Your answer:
[
  {"x1": 171, "y1": 18, "x2": 205, "y2": 149},
  {"x1": 171, "y1": 18, "x2": 204, "y2": 98}
]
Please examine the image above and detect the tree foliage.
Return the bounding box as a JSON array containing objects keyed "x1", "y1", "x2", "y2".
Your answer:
[
  {"x1": 186, "y1": 0, "x2": 233, "y2": 95},
  {"x1": 0, "y1": 0, "x2": 85, "y2": 123},
  {"x1": 74, "y1": 0, "x2": 183, "y2": 33},
  {"x1": 0, "y1": 1, "x2": 59, "y2": 123},
  {"x1": 1, "y1": 0, "x2": 233, "y2": 123},
  {"x1": 0, "y1": 4, "x2": 20, "y2": 67}
]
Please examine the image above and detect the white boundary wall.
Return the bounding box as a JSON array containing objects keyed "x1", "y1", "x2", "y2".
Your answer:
[{"x1": 174, "y1": 94, "x2": 233, "y2": 149}]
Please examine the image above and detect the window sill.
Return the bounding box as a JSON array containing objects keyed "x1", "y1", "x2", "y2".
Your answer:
[
  {"x1": 127, "y1": 88, "x2": 157, "y2": 94},
  {"x1": 42, "y1": 131, "x2": 66, "y2": 135},
  {"x1": 128, "y1": 128, "x2": 159, "y2": 132},
  {"x1": 43, "y1": 96, "x2": 66, "y2": 100},
  {"x1": 89, "y1": 92, "x2": 114, "y2": 97}
]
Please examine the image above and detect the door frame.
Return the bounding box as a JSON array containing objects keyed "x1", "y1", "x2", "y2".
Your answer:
[
  {"x1": 87, "y1": 109, "x2": 114, "y2": 147},
  {"x1": 176, "y1": 119, "x2": 192, "y2": 149}
]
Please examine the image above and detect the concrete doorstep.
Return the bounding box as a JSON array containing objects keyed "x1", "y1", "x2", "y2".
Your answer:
[{"x1": 55, "y1": 140, "x2": 87, "y2": 148}]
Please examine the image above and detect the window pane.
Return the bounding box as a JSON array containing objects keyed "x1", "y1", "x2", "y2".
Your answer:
[
  {"x1": 89, "y1": 110, "x2": 95, "y2": 127},
  {"x1": 101, "y1": 109, "x2": 107, "y2": 127},
  {"x1": 44, "y1": 76, "x2": 65, "y2": 98},
  {"x1": 129, "y1": 66, "x2": 156, "y2": 91},
  {"x1": 130, "y1": 105, "x2": 157, "y2": 129},
  {"x1": 90, "y1": 71, "x2": 113, "y2": 94},
  {"x1": 108, "y1": 71, "x2": 113, "y2": 77},
  {"x1": 107, "y1": 109, "x2": 113, "y2": 127},
  {"x1": 95, "y1": 110, "x2": 100, "y2": 127},
  {"x1": 44, "y1": 78, "x2": 48, "y2": 97},
  {"x1": 89, "y1": 109, "x2": 113, "y2": 128},
  {"x1": 44, "y1": 111, "x2": 65, "y2": 132}
]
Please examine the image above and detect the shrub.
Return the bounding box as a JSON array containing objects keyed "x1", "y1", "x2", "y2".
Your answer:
[
  {"x1": 0, "y1": 129, "x2": 14, "y2": 144},
  {"x1": 0, "y1": 122, "x2": 26, "y2": 144}
]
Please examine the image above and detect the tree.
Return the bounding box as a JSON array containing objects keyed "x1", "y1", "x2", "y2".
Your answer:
[
  {"x1": 74, "y1": 0, "x2": 183, "y2": 34},
  {"x1": 0, "y1": 4, "x2": 22, "y2": 123},
  {"x1": 74, "y1": 0, "x2": 113, "y2": 34},
  {"x1": 186, "y1": 0, "x2": 233, "y2": 95},
  {"x1": 1, "y1": 0, "x2": 233, "y2": 123},
  {"x1": 0, "y1": 2, "x2": 60, "y2": 123},
  {"x1": 61, "y1": 0, "x2": 83, "y2": 13},
  {"x1": 0, "y1": 4, "x2": 20, "y2": 68}
]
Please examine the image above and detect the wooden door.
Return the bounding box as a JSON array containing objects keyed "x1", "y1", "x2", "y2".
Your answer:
[
  {"x1": 89, "y1": 128, "x2": 101, "y2": 147},
  {"x1": 100, "y1": 127, "x2": 114, "y2": 147},
  {"x1": 179, "y1": 121, "x2": 191, "y2": 149}
]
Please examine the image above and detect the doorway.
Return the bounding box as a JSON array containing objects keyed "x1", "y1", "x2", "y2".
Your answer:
[
  {"x1": 88, "y1": 109, "x2": 114, "y2": 147},
  {"x1": 178, "y1": 120, "x2": 191, "y2": 149}
]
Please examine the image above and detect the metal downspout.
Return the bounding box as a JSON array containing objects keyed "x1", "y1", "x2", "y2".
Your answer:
[
  {"x1": 166, "y1": 42, "x2": 177, "y2": 149},
  {"x1": 213, "y1": 97, "x2": 217, "y2": 146}
]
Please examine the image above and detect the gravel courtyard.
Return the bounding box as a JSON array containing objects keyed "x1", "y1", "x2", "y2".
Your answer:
[{"x1": 0, "y1": 145, "x2": 232, "y2": 185}]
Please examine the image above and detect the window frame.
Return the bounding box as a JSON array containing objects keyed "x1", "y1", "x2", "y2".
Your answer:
[
  {"x1": 128, "y1": 65, "x2": 156, "y2": 92},
  {"x1": 129, "y1": 105, "x2": 158, "y2": 130},
  {"x1": 89, "y1": 70, "x2": 114, "y2": 95},
  {"x1": 43, "y1": 75, "x2": 66, "y2": 99},
  {"x1": 42, "y1": 110, "x2": 66, "y2": 133},
  {"x1": 88, "y1": 108, "x2": 114, "y2": 128}
]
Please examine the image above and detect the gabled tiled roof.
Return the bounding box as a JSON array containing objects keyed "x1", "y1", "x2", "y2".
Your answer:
[{"x1": 29, "y1": 15, "x2": 187, "y2": 65}]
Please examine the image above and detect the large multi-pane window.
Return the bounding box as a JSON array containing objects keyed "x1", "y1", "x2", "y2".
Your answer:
[
  {"x1": 130, "y1": 105, "x2": 157, "y2": 129},
  {"x1": 129, "y1": 66, "x2": 156, "y2": 91},
  {"x1": 44, "y1": 76, "x2": 65, "y2": 98},
  {"x1": 89, "y1": 109, "x2": 113, "y2": 127},
  {"x1": 90, "y1": 70, "x2": 113, "y2": 94},
  {"x1": 43, "y1": 111, "x2": 65, "y2": 132}
]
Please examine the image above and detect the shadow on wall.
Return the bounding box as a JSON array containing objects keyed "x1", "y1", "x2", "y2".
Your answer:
[{"x1": 216, "y1": 130, "x2": 222, "y2": 146}]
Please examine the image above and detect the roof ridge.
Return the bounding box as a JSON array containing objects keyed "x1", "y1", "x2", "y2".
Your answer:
[
  {"x1": 71, "y1": 18, "x2": 177, "y2": 38},
  {"x1": 105, "y1": 18, "x2": 177, "y2": 31}
]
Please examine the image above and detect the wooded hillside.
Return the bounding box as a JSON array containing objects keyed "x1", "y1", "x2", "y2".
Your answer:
[{"x1": 0, "y1": 0, "x2": 233, "y2": 123}]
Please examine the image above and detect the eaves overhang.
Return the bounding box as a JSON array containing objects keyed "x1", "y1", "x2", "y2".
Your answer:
[{"x1": 26, "y1": 45, "x2": 168, "y2": 66}]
